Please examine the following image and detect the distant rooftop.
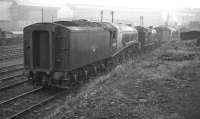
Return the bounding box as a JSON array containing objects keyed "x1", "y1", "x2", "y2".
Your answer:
[{"x1": 0, "y1": 0, "x2": 60, "y2": 7}]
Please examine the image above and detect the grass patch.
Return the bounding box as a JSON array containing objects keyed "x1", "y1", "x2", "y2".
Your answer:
[{"x1": 50, "y1": 39, "x2": 200, "y2": 119}]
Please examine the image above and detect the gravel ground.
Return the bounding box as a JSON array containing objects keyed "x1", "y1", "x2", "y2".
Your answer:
[{"x1": 49, "y1": 39, "x2": 200, "y2": 119}]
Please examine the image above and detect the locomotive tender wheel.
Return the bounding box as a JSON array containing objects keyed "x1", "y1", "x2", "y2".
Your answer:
[
  {"x1": 100, "y1": 63, "x2": 106, "y2": 72},
  {"x1": 76, "y1": 70, "x2": 83, "y2": 83},
  {"x1": 125, "y1": 52, "x2": 130, "y2": 61},
  {"x1": 73, "y1": 72, "x2": 78, "y2": 82},
  {"x1": 120, "y1": 55, "x2": 123, "y2": 64},
  {"x1": 93, "y1": 66, "x2": 97, "y2": 75},
  {"x1": 122, "y1": 55, "x2": 126, "y2": 63},
  {"x1": 117, "y1": 56, "x2": 121, "y2": 64},
  {"x1": 84, "y1": 70, "x2": 89, "y2": 80},
  {"x1": 97, "y1": 64, "x2": 102, "y2": 73},
  {"x1": 78, "y1": 69, "x2": 87, "y2": 84},
  {"x1": 27, "y1": 72, "x2": 34, "y2": 81},
  {"x1": 68, "y1": 72, "x2": 78, "y2": 86},
  {"x1": 87, "y1": 66, "x2": 95, "y2": 76},
  {"x1": 97, "y1": 63, "x2": 105, "y2": 74},
  {"x1": 88, "y1": 65, "x2": 97, "y2": 76},
  {"x1": 33, "y1": 73, "x2": 42, "y2": 85},
  {"x1": 41, "y1": 74, "x2": 49, "y2": 87},
  {"x1": 105, "y1": 59, "x2": 112, "y2": 72}
]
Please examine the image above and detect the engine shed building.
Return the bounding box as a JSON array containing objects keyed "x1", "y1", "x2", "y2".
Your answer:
[{"x1": 0, "y1": 0, "x2": 59, "y2": 31}]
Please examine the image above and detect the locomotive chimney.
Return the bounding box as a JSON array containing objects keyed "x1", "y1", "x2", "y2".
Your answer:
[
  {"x1": 52, "y1": 16, "x2": 54, "y2": 23},
  {"x1": 100, "y1": 10, "x2": 103, "y2": 22}
]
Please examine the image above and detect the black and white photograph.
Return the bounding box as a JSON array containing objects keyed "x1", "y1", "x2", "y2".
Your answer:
[{"x1": 0, "y1": 0, "x2": 200, "y2": 118}]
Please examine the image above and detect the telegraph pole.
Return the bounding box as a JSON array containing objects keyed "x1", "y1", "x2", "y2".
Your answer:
[
  {"x1": 111, "y1": 11, "x2": 114, "y2": 23},
  {"x1": 41, "y1": 8, "x2": 44, "y2": 23},
  {"x1": 52, "y1": 16, "x2": 54, "y2": 23},
  {"x1": 100, "y1": 10, "x2": 104, "y2": 22},
  {"x1": 140, "y1": 16, "x2": 144, "y2": 26},
  {"x1": 166, "y1": 13, "x2": 170, "y2": 26}
]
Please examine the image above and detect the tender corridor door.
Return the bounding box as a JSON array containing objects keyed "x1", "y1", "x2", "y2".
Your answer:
[{"x1": 32, "y1": 31, "x2": 50, "y2": 69}]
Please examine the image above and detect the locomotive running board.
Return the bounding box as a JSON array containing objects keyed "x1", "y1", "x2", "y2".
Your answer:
[{"x1": 112, "y1": 42, "x2": 137, "y2": 57}]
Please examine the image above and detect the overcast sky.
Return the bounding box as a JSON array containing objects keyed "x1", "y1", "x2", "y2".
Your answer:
[{"x1": 29, "y1": 0, "x2": 200, "y2": 9}]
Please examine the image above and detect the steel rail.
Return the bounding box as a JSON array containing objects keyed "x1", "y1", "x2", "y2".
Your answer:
[
  {"x1": 0, "y1": 64, "x2": 23, "y2": 70},
  {"x1": 0, "y1": 72, "x2": 23, "y2": 81},
  {"x1": 0, "y1": 67, "x2": 24, "y2": 75},
  {"x1": 0, "y1": 79, "x2": 28, "y2": 92},
  {"x1": 7, "y1": 90, "x2": 65, "y2": 119},
  {"x1": 0, "y1": 87, "x2": 42, "y2": 105}
]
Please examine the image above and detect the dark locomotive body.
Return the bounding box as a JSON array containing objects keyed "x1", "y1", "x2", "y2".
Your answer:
[
  {"x1": 134, "y1": 26, "x2": 159, "y2": 51},
  {"x1": 24, "y1": 20, "x2": 175, "y2": 87},
  {"x1": 154, "y1": 26, "x2": 173, "y2": 41},
  {"x1": 24, "y1": 21, "x2": 139, "y2": 86}
]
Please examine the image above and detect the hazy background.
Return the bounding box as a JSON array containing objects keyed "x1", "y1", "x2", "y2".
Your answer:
[{"x1": 0, "y1": 0, "x2": 200, "y2": 31}]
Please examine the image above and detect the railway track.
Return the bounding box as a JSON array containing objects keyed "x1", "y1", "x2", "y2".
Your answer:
[
  {"x1": 0, "y1": 44, "x2": 23, "y2": 61},
  {"x1": 0, "y1": 64, "x2": 24, "y2": 83},
  {"x1": 0, "y1": 51, "x2": 23, "y2": 61},
  {"x1": 0, "y1": 64, "x2": 23, "y2": 75},
  {"x1": 0, "y1": 64, "x2": 26, "y2": 94},
  {"x1": 0, "y1": 87, "x2": 64, "y2": 119},
  {"x1": 0, "y1": 78, "x2": 28, "y2": 92},
  {"x1": 0, "y1": 70, "x2": 23, "y2": 81},
  {"x1": 0, "y1": 54, "x2": 23, "y2": 61},
  {"x1": 0, "y1": 44, "x2": 22, "y2": 52}
]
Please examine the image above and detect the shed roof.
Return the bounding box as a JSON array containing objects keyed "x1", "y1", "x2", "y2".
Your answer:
[{"x1": 13, "y1": 0, "x2": 60, "y2": 8}]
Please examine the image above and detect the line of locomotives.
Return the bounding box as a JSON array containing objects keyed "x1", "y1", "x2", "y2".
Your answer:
[{"x1": 24, "y1": 20, "x2": 179, "y2": 87}]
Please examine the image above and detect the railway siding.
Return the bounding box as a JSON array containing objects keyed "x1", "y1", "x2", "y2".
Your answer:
[
  {"x1": 0, "y1": 58, "x2": 23, "y2": 69},
  {"x1": 0, "y1": 87, "x2": 63, "y2": 119}
]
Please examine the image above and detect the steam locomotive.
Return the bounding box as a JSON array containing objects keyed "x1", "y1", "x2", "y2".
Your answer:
[{"x1": 23, "y1": 20, "x2": 173, "y2": 87}]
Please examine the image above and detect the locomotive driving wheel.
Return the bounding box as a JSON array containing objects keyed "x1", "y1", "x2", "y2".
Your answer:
[
  {"x1": 78, "y1": 69, "x2": 88, "y2": 84},
  {"x1": 83, "y1": 69, "x2": 89, "y2": 81}
]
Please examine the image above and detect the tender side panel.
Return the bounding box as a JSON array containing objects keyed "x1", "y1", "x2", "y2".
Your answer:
[
  {"x1": 69, "y1": 30, "x2": 111, "y2": 70},
  {"x1": 89, "y1": 30, "x2": 111, "y2": 61},
  {"x1": 180, "y1": 31, "x2": 200, "y2": 40},
  {"x1": 54, "y1": 28, "x2": 69, "y2": 71},
  {"x1": 69, "y1": 31, "x2": 89, "y2": 69}
]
